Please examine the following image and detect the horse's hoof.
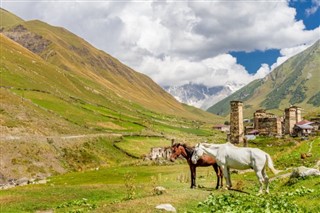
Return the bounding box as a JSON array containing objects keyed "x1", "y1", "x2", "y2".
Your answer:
[{"x1": 257, "y1": 191, "x2": 263, "y2": 195}]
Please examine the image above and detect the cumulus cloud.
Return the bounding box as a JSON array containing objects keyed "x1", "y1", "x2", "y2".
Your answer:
[
  {"x1": 254, "y1": 42, "x2": 313, "y2": 76},
  {"x1": 306, "y1": 0, "x2": 320, "y2": 16},
  {"x1": 2, "y1": 0, "x2": 319, "y2": 87},
  {"x1": 138, "y1": 53, "x2": 259, "y2": 87}
]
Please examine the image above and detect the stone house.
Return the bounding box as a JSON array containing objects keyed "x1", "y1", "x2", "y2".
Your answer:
[
  {"x1": 146, "y1": 147, "x2": 172, "y2": 161},
  {"x1": 293, "y1": 120, "x2": 314, "y2": 137},
  {"x1": 253, "y1": 109, "x2": 282, "y2": 136},
  {"x1": 213, "y1": 124, "x2": 230, "y2": 132}
]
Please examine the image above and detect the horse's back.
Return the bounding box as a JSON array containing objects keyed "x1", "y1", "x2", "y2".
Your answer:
[
  {"x1": 219, "y1": 145, "x2": 266, "y2": 170},
  {"x1": 225, "y1": 148, "x2": 253, "y2": 169}
]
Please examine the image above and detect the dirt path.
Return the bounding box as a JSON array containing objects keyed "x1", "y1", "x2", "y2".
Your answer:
[{"x1": 0, "y1": 133, "x2": 122, "y2": 142}]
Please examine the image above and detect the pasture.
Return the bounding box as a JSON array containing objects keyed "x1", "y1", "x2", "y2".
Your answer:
[{"x1": 0, "y1": 137, "x2": 319, "y2": 212}]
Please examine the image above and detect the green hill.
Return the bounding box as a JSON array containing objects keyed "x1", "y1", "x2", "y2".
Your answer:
[
  {"x1": 0, "y1": 8, "x2": 24, "y2": 27},
  {"x1": 207, "y1": 40, "x2": 320, "y2": 117},
  {"x1": 0, "y1": 8, "x2": 222, "y2": 132},
  {"x1": 0, "y1": 9, "x2": 224, "y2": 179}
]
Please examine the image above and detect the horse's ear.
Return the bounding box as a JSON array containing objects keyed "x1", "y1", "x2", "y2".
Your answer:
[{"x1": 171, "y1": 139, "x2": 175, "y2": 146}]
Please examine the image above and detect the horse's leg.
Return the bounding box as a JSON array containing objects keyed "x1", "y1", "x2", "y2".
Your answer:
[
  {"x1": 190, "y1": 165, "x2": 196, "y2": 188},
  {"x1": 213, "y1": 164, "x2": 219, "y2": 189},
  {"x1": 255, "y1": 169, "x2": 264, "y2": 194},
  {"x1": 219, "y1": 166, "x2": 223, "y2": 188},
  {"x1": 262, "y1": 167, "x2": 269, "y2": 193},
  {"x1": 222, "y1": 166, "x2": 230, "y2": 189},
  {"x1": 227, "y1": 167, "x2": 232, "y2": 188}
]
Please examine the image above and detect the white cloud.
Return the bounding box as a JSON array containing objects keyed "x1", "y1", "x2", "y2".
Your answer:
[
  {"x1": 138, "y1": 54, "x2": 258, "y2": 87},
  {"x1": 271, "y1": 43, "x2": 313, "y2": 70},
  {"x1": 306, "y1": 0, "x2": 320, "y2": 16},
  {"x1": 2, "y1": 1, "x2": 319, "y2": 87},
  {"x1": 253, "y1": 42, "x2": 314, "y2": 78},
  {"x1": 255, "y1": 64, "x2": 272, "y2": 79}
]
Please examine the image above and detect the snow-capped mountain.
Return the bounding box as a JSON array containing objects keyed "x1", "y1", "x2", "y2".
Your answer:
[{"x1": 163, "y1": 82, "x2": 244, "y2": 110}]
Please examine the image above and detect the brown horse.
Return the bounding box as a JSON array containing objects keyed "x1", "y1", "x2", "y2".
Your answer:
[{"x1": 170, "y1": 143, "x2": 223, "y2": 189}]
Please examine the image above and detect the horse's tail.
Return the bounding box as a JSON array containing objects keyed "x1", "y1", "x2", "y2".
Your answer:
[{"x1": 266, "y1": 154, "x2": 280, "y2": 175}]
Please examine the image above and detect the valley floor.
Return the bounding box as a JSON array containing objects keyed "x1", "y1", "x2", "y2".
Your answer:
[{"x1": 1, "y1": 137, "x2": 320, "y2": 212}]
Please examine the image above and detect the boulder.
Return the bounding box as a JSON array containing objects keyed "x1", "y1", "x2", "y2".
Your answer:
[
  {"x1": 154, "y1": 186, "x2": 166, "y2": 195},
  {"x1": 16, "y1": 177, "x2": 29, "y2": 186},
  {"x1": 155, "y1": 204, "x2": 176, "y2": 212},
  {"x1": 37, "y1": 179, "x2": 47, "y2": 184},
  {"x1": 290, "y1": 166, "x2": 320, "y2": 178}
]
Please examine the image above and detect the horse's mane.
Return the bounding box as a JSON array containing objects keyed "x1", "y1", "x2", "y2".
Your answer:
[{"x1": 176, "y1": 143, "x2": 194, "y2": 157}]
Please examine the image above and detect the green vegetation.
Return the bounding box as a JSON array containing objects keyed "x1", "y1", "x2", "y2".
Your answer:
[
  {"x1": 289, "y1": 80, "x2": 307, "y2": 105},
  {"x1": 115, "y1": 136, "x2": 171, "y2": 158},
  {"x1": 207, "y1": 40, "x2": 320, "y2": 117},
  {"x1": 197, "y1": 186, "x2": 315, "y2": 213},
  {"x1": 1, "y1": 137, "x2": 320, "y2": 212},
  {"x1": 307, "y1": 91, "x2": 320, "y2": 107},
  {"x1": 1, "y1": 9, "x2": 319, "y2": 213},
  {"x1": 0, "y1": 8, "x2": 24, "y2": 27}
]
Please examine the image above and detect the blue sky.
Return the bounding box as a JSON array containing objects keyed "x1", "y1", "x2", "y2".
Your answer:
[
  {"x1": 2, "y1": 0, "x2": 320, "y2": 87},
  {"x1": 230, "y1": 1, "x2": 320, "y2": 74},
  {"x1": 291, "y1": 0, "x2": 320, "y2": 30}
]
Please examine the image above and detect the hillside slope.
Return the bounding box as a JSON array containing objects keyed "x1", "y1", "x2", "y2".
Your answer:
[
  {"x1": 207, "y1": 40, "x2": 320, "y2": 117},
  {"x1": 0, "y1": 9, "x2": 225, "y2": 180},
  {"x1": 0, "y1": 8, "x2": 23, "y2": 27},
  {"x1": 0, "y1": 8, "x2": 221, "y2": 126},
  {"x1": 0, "y1": 8, "x2": 220, "y2": 122}
]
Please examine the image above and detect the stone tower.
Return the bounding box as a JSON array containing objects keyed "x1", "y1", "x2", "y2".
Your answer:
[
  {"x1": 295, "y1": 107, "x2": 302, "y2": 123},
  {"x1": 230, "y1": 101, "x2": 244, "y2": 144},
  {"x1": 285, "y1": 106, "x2": 302, "y2": 135}
]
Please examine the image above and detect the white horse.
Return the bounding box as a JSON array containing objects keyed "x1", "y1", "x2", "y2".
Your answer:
[{"x1": 192, "y1": 142, "x2": 279, "y2": 194}]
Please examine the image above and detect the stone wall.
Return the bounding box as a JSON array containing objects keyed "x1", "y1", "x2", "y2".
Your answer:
[
  {"x1": 255, "y1": 117, "x2": 282, "y2": 136},
  {"x1": 253, "y1": 109, "x2": 282, "y2": 136}
]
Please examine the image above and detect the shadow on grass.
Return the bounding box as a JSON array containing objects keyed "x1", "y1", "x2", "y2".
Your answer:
[{"x1": 196, "y1": 186, "x2": 250, "y2": 194}]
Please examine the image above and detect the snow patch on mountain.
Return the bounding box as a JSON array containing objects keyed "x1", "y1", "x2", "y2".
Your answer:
[{"x1": 164, "y1": 82, "x2": 244, "y2": 110}]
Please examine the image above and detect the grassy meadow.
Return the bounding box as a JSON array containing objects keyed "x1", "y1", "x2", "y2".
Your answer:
[
  {"x1": 1, "y1": 136, "x2": 319, "y2": 213},
  {"x1": 1, "y1": 9, "x2": 320, "y2": 213}
]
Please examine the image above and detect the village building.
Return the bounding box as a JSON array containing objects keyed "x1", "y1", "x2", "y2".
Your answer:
[
  {"x1": 230, "y1": 101, "x2": 244, "y2": 144},
  {"x1": 146, "y1": 147, "x2": 172, "y2": 161},
  {"x1": 253, "y1": 109, "x2": 282, "y2": 136},
  {"x1": 292, "y1": 120, "x2": 314, "y2": 137},
  {"x1": 212, "y1": 124, "x2": 230, "y2": 132},
  {"x1": 227, "y1": 101, "x2": 317, "y2": 141},
  {"x1": 310, "y1": 117, "x2": 320, "y2": 133},
  {"x1": 245, "y1": 125, "x2": 255, "y2": 135},
  {"x1": 284, "y1": 106, "x2": 302, "y2": 135}
]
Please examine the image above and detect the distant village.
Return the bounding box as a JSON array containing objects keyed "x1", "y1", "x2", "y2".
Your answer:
[
  {"x1": 146, "y1": 101, "x2": 320, "y2": 161},
  {"x1": 215, "y1": 101, "x2": 320, "y2": 144}
]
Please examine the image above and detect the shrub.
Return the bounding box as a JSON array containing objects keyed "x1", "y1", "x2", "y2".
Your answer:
[
  {"x1": 197, "y1": 186, "x2": 314, "y2": 213},
  {"x1": 123, "y1": 172, "x2": 136, "y2": 200}
]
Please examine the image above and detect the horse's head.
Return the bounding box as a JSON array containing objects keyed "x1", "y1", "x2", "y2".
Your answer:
[
  {"x1": 169, "y1": 143, "x2": 184, "y2": 162},
  {"x1": 191, "y1": 143, "x2": 204, "y2": 164}
]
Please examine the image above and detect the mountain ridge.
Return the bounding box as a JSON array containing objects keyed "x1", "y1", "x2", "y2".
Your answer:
[
  {"x1": 164, "y1": 82, "x2": 244, "y2": 110},
  {"x1": 207, "y1": 40, "x2": 320, "y2": 117},
  {"x1": 0, "y1": 8, "x2": 225, "y2": 141}
]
